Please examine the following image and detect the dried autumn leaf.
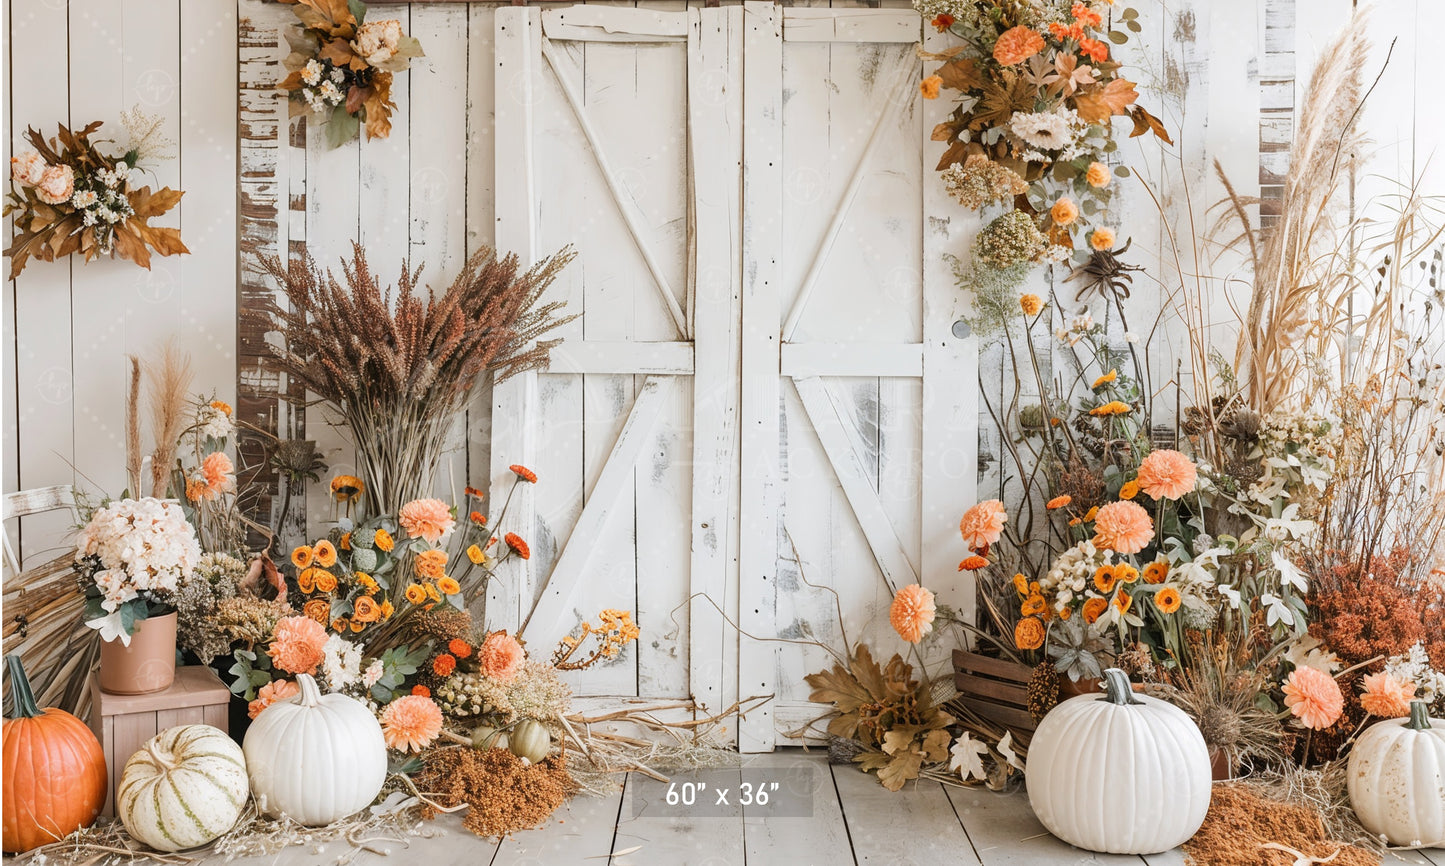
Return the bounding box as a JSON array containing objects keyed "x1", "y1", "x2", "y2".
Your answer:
[
  {"x1": 935, "y1": 139, "x2": 972, "y2": 172},
  {"x1": 113, "y1": 225, "x2": 153, "y2": 270},
  {"x1": 970, "y1": 69, "x2": 1034, "y2": 130},
  {"x1": 1073, "y1": 77, "x2": 1139, "y2": 123},
  {"x1": 804, "y1": 660, "x2": 874, "y2": 714},
  {"x1": 934, "y1": 57, "x2": 979, "y2": 93},
  {"x1": 874, "y1": 749, "x2": 925, "y2": 792},
  {"x1": 278, "y1": 0, "x2": 357, "y2": 39},
  {"x1": 320, "y1": 37, "x2": 359, "y2": 70},
  {"x1": 1129, "y1": 105, "x2": 1173, "y2": 145},
  {"x1": 931, "y1": 122, "x2": 957, "y2": 142},
  {"x1": 129, "y1": 186, "x2": 184, "y2": 220}
]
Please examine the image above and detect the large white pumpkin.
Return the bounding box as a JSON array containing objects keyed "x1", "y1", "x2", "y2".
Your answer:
[
  {"x1": 117, "y1": 724, "x2": 249, "y2": 852},
  {"x1": 1347, "y1": 700, "x2": 1445, "y2": 848},
  {"x1": 242, "y1": 674, "x2": 386, "y2": 825},
  {"x1": 1025, "y1": 668, "x2": 1212, "y2": 854}
]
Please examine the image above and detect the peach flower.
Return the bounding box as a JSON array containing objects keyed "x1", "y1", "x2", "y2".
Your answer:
[
  {"x1": 200, "y1": 451, "x2": 236, "y2": 498},
  {"x1": 1086, "y1": 161, "x2": 1111, "y2": 188},
  {"x1": 269, "y1": 615, "x2": 328, "y2": 675},
  {"x1": 1089, "y1": 227, "x2": 1116, "y2": 250},
  {"x1": 919, "y1": 75, "x2": 943, "y2": 100},
  {"x1": 890, "y1": 583, "x2": 937, "y2": 644},
  {"x1": 993, "y1": 25, "x2": 1045, "y2": 66},
  {"x1": 414, "y1": 548, "x2": 448, "y2": 580},
  {"x1": 398, "y1": 498, "x2": 456, "y2": 543},
  {"x1": 35, "y1": 164, "x2": 75, "y2": 205},
  {"x1": 11, "y1": 151, "x2": 46, "y2": 186},
  {"x1": 1359, "y1": 671, "x2": 1416, "y2": 718},
  {"x1": 959, "y1": 500, "x2": 1008, "y2": 550},
  {"x1": 1136, "y1": 449, "x2": 1197, "y2": 500},
  {"x1": 1283, "y1": 666, "x2": 1344, "y2": 730},
  {"x1": 1050, "y1": 197, "x2": 1079, "y2": 226},
  {"x1": 1020, "y1": 294, "x2": 1043, "y2": 316},
  {"x1": 478, "y1": 631, "x2": 526, "y2": 682},
  {"x1": 248, "y1": 678, "x2": 300, "y2": 719},
  {"x1": 381, "y1": 694, "x2": 443, "y2": 752},
  {"x1": 1092, "y1": 500, "x2": 1154, "y2": 554}
]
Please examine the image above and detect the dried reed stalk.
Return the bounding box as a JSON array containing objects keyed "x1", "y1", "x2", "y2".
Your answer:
[
  {"x1": 257, "y1": 243, "x2": 575, "y2": 523},
  {"x1": 125, "y1": 356, "x2": 143, "y2": 496},
  {"x1": 144, "y1": 340, "x2": 194, "y2": 498}
]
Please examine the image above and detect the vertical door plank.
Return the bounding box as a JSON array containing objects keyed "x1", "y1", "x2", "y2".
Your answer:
[
  {"x1": 739, "y1": 0, "x2": 783, "y2": 752},
  {"x1": 686, "y1": 4, "x2": 744, "y2": 728},
  {"x1": 463, "y1": 2, "x2": 499, "y2": 509},
  {"x1": 1, "y1": 0, "x2": 15, "y2": 532},
  {"x1": 8, "y1": 0, "x2": 74, "y2": 567}
]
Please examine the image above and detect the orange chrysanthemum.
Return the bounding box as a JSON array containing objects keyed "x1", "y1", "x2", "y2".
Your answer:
[
  {"x1": 1093, "y1": 500, "x2": 1154, "y2": 554},
  {"x1": 1283, "y1": 666, "x2": 1344, "y2": 730},
  {"x1": 1021, "y1": 594, "x2": 1047, "y2": 617},
  {"x1": 432, "y1": 653, "x2": 457, "y2": 677},
  {"x1": 414, "y1": 548, "x2": 448, "y2": 580},
  {"x1": 919, "y1": 75, "x2": 943, "y2": 100},
  {"x1": 269, "y1": 615, "x2": 328, "y2": 675},
  {"x1": 1093, "y1": 565, "x2": 1118, "y2": 593},
  {"x1": 959, "y1": 500, "x2": 1008, "y2": 550},
  {"x1": 437, "y1": 576, "x2": 461, "y2": 595},
  {"x1": 381, "y1": 695, "x2": 443, "y2": 753},
  {"x1": 199, "y1": 452, "x2": 236, "y2": 499},
  {"x1": 303, "y1": 599, "x2": 331, "y2": 624},
  {"x1": 248, "y1": 679, "x2": 300, "y2": 720},
  {"x1": 469, "y1": 511, "x2": 486, "y2": 525},
  {"x1": 478, "y1": 631, "x2": 526, "y2": 682},
  {"x1": 1115, "y1": 564, "x2": 1139, "y2": 584},
  {"x1": 375, "y1": 528, "x2": 395, "y2": 552},
  {"x1": 448, "y1": 638, "x2": 473, "y2": 659},
  {"x1": 464, "y1": 486, "x2": 485, "y2": 498},
  {"x1": 1136, "y1": 449, "x2": 1198, "y2": 501},
  {"x1": 1143, "y1": 561, "x2": 1170, "y2": 584},
  {"x1": 1049, "y1": 21, "x2": 1085, "y2": 41},
  {"x1": 505, "y1": 532, "x2": 531, "y2": 560},
  {"x1": 1046, "y1": 495, "x2": 1072, "y2": 510},
  {"x1": 1359, "y1": 672, "x2": 1416, "y2": 718},
  {"x1": 291, "y1": 546, "x2": 313, "y2": 569},
  {"x1": 1013, "y1": 616, "x2": 1045, "y2": 650},
  {"x1": 958, "y1": 555, "x2": 990, "y2": 571},
  {"x1": 510, "y1": 464, "x2": 538, "y2": 483},
  {"x1": 399, "y1": 498, "x2": 456, "y2": 544},
  {"x1": 467, "y1": 544, "x2": 485, "y2": 565},
  {"x1": 1089, "y1": 400, "x2": 1132, "y2": 416},
  {"x1": 1020, "y1": 294, "x2": 1043, "y2": 316},
  {"x1": 1071, "y1": 2, "x2": 1102, "y2": 27},
  {"x1": 1154, "y1": 587, "x2": 1181, "y2": 613},
  {"x1": 993, "y1": 25, "x2": 1045, "y2": 66},
  {"x1": 1082, "y1": 597, "x2": 1108, "y2": 623},
  {"x1": 404, "y1": 583, "x2": 428, "y2": 605},
  {"x1": 352, "y1": 595, "x2": 381, "y2": 623},
  {"x1": 1119, "y1": 480, "x2": 1140, "y2": 500},
  {"x1": 889, "y1": 584, "x2": 937, "y2": 644},
  {"x1": 210, "y1": 399, "x2": 234, "y2": 416},
  {"x1": 312, "y1": 539, "x2": 337, "y2": 568},
  {"x1": 411, "y1": 685, "x2": 431, "y2": 697}
]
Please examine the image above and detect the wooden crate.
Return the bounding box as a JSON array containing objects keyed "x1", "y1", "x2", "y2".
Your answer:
[
  {"x1": 88, "y1": 666, "x2": 231, "y2": 816},
  {"x1": 951, "y1": 649, "x2": 1037, "y2": 738}
]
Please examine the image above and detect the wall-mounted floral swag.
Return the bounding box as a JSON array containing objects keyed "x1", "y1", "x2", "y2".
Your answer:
[{"x1": 277, "y1": 0, "x2": 425, "y2": 148}]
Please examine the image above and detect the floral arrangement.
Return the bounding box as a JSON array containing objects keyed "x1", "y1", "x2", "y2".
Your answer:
[
  {"x1": 915, "y1": 0, "x2": 1169, "y2": 304},
  {"x1": 5, "y1": 110, "x2": 187, "y2": 277},
  {"x1": 75, "y1": 498, "x2": 201, "y2": 644},
  {"x1": 276, "y1": 0, "x2": 424, "y2": 147}
]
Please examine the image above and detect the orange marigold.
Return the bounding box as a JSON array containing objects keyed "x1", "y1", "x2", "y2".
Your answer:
[
  {"x1": 1071, "y1": 2, "x2": 1102, "y2": 27},
  {"x1": 1079, "y1": 37, "x2": 1108, "y2": 62},
  {"x1": 432, "y1": 653, "x2": 457, "y2": 677},
  {"x1": 993, "y1": 25, "x2": 1044, "y2": 66},
  {"x1": 381, "y1": 695, "x2": 443, "y2": 753},
  {"x1": 269, "y1": 615, "x2": 328, "y2": 675},
  {"x1": 1283, "y1": 666, "x2": 1344, "y2": 730},
  {"x1": 1143, "y1": 561, "x2": 1170, "y2": 584},
  {"x1": 478, "y1": 631, "x2": 526, "y2": 682},
  {"x1": 291, "y1": 546, "x2": 313, "y2": 569},
  {"x1": 1013, "y1": 616, "x2": 1045, "y2": 650},
  {"x1": 959, "y1": 500, "x2": 1008, "y2": 550},
  {"x1": 1021, "y1": 594, "x2": 1047, "y2": 617},
  {"x1": 1082, "y1": 597, "x2": 1108, "y2": 623},
  {"x1": 889, "y1": 583, "x2": 937, "y2": 644},
  {"x1": 437, "y1": 576, "x2": 461, "y2": 595},
  {"x1": 1359, "y1": 672, "x2": 1416, "y2": 718},
  {"x1": 448, "y1": 638, "x2": 473, "y2": 659},
  {"x1": 958, "y1": 555, "x2": 990, "y2": 571},
  {"x1": 1154, "y1": 587, "x2": 1181, "y2": 613},
  {"x1": 919, "y1": 75, "x2": 943, "y2": 100},
  {"x1": 931, "y1": 12, "x2": 954, "y2": 31},
  {"x1": 375, "y1": 528, "x2": 395, "y2": 552},
  {"x1": 510, "y1": 464, "x2": 538, "y2": 483},
  {"x1": 1093, "y1": 500, "x2": 1154, "y2": 554},
  {"x1": 414, "y1": 548, "x2": 448, "y2": 580},
  {"x1": 210, "y1": 399, "x2": 234, "y2": 416},
  {"x1": 505, "y1": 532, "x2": 531, "y2": 560},
  {"x1": 469, "y1": 511, "x2": 486, "y2": 525},
  {"x1": 1136, "y1": 449, "x2": 1198, "y2": 501},
  {"x1": 1046, "y1": 495, "x2": 1072, "y2": 510},
  {"x1": 312, "y1": 539, "x2": 337, "y2": 568},
  {"x1": 411, "y1": 685, "x2": 431, "y2": 697}
]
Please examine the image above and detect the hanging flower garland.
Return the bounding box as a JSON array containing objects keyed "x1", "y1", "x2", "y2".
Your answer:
[
  {"x1": 276, "y1": 0, "x2": 425, "y2": 148},
  {"x1": 916, "y1": 0, "x2": 1170, "y2": 301},
  {"x1": 4, "y1": 110, "x2": 188, "y2": 278}
]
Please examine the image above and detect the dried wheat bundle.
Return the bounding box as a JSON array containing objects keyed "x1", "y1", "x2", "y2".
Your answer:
[{"x1": 258, "y1": 243, "x2": 575, "y2": 514}]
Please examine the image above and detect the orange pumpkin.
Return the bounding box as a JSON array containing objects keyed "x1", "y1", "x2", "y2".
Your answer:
[{"x1": 2, "y1": 654, "x2": 108, "y2": 853}]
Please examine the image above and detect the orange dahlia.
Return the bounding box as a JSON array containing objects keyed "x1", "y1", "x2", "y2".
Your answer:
[
  {"x1": 993, "y1": 25, "x2": 1044, "y2": 66},
  {"x1": 1136, "y1": 449, "x2": 1198, "y2": 501},
  {"x1": 381, "y1": 695, "x2": 443, "y2": 753},
  {"x1": 1283, "y1": 666, "x2": 1344, "y2": 730},
  {"x1": 478, "y1": 631, "x2": 526, "y2": 682},
  {"x1": 1359, "y1": 672, "x2": 1416, "y2": 718},
  {"x1": 889, "y1": 583, "x2": 937, "y2": 644},
  {"x1": 959, "y1": 500, "x2": 1008, "y2": 550},
  {"x1": 269, "y1": 615, "x2": 328, "y2": 675},
  {"x1": 1093, "y1": 500, "x2": 1154, "y2": 554}
]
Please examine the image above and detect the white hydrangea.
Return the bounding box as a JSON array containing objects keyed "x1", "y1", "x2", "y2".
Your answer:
[
  {"x1": 185, "y1": 401, "x2": 234, "y2": 448},
  {"x1": 322, "y1": 634, "x2": 363, "y2": 690},
  {"x1": 302, "y1": 58, "x2": 324, "y2": 87},
  {"x1": 75, "y1": 498, "x2": 200, "y2": 605}
]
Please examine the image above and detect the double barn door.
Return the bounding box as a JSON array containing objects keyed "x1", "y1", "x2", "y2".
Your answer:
[{"x1": 489, "y1": 1, "x2": 976, "y2": 751}]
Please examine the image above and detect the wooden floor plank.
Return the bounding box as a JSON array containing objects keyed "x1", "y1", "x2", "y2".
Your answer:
[
  {"x1": 612, "y1": 768, "x2": 745, "y2": 865},
  {"x1": 1140, "y1": 848, "x2": 1188, "y2": 865},
  {"x1": 943, "y1": 785, "x2": 1148, "y2": 866},
  {"x1": 1412, "y1": 849, "x2": 1445, "y2": 865},
  {"x1": 742, "y1": 753, "x2": 856, "y2": 865},
  {"x1": 832, "y1": 761, "x2": 981, "y2": 864},
  {"x1": 490, "y1": 780, "x2": 627, "y2": 864}
]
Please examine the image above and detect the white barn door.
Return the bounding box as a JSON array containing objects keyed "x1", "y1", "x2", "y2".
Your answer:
[
  {"x1": 492, "y1": 5, "x2": 744, "y2": 716},
  {"x1": 738, "y1": 3, "x2": 976, "y2": 751}
]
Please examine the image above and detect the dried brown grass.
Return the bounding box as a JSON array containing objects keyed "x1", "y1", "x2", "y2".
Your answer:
[{"x1": 144, "y1": 339, "x2": 193, "y2": 498}]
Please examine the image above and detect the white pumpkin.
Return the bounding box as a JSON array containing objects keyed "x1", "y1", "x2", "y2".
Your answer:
[
  {"x1": 1347, "y1": 700, "x2": 1445, "y2": 848},
  {"x1": 117, "y1": 724, "x2": 249, "y2": 852},
  {"x1": 1026, "y1": 668, "x2": 1212, "y2": 855},
  {"x1": 242, "y1": 674, "x2": 387, "y2": 825}
]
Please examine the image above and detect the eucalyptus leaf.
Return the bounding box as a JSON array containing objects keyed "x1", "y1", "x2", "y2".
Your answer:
[
  {"x1": 324, "y1": 108, "x2": 361, "y2": 149},
  {"x1": 1108, "y1": 30, "x2": 1128, "y2": 45},
  {"x1": 348, "y1": 0, "x2": 367, "y2": 24}
]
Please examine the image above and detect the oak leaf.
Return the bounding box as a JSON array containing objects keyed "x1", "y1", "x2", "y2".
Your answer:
[
  {"x1": 970, "y1": 69, "x2": 1034, "y2": 130},
  {"x1": 933, "y1": 57, "x2": 979, "y2": 93},
  {"x1": 1072, "y1": 77, "x2": 1138, "y2": 123}
]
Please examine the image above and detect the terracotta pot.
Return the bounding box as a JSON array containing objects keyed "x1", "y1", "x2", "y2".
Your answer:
[
  {"x1": 1058, "y1": 676, "x2": 1103, "y2": 699},
  {"x1": 1209, "y1": 747, "x2": 1233, "y2": 781},
  {"x1": 98, "y1": 612, "x2": 177, "y2": 695}
]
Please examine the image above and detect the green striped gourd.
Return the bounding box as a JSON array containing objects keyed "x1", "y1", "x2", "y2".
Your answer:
[{"x1": 117, "y1": 725, "x2": 249, "y2": 852}]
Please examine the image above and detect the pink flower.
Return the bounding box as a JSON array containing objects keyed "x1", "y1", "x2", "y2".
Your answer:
[
  {"x1": 959, "y1": 500, "x2": 1008, "y2": 551},
  {"x1": 269, "y1": 615, "x2": 328, "y2": 675},
  {"x1": 398, "y1": 498, "x2": 456, "y2": 544},
  {"x1": 1136, "y1": 449, "x2": 1198, "y2": 501},
  {"x1": 35, "y1": 164, "x2": 75, "y2": 205},
  {"x1": 381, "y1": 694, "x2": 443, "y2": 752},
  {"x1": 1092, "y1": 500, "x2": 1154, "y2": 554},
  {"x1": 11, "y1": 151, "x2": 46, "y2": 186},
  {"x1": 248, "y1": 678, "x2": 300, "y2": 719},
  {"x1": 890, "y1": 584, "x2": 937, "y2": 644},
  {"x1": 1359, "y1": 671, "x2": 1416, "y2": 718},
  {"x1": 199, "y1": 451, "x2": 236, "y2": 499},
  {"x1": 1283, "y1": 666, "x2": 1344, "y2": 730},
  {"x1": 477, "y1": 631, "x2": 525, "y2": 683}
]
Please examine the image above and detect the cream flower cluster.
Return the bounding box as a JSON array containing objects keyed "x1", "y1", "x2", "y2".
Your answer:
[
  {"x1": 322, "y1": 633, "x2": 364, "y2": 690},
  {"x1": 76, "y1": 497, "x2": 200, "y2": 610},
  {"x1": 1039, "y1": 538, "x2": 1112, "y2": 610},
  {"x1": 299, "y1": 58, "x2": 347, "y2": 114},
  {"x1": 352, "y1": 19, "x2": 403, "y2": 67}
]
